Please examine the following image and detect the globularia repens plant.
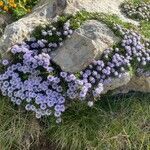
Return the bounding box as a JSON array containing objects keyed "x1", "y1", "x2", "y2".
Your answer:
[
  {"x1": 0, "y1": 0, "x2": 38, "y2": 20},
  {"x1": 121, "y1": 1, "x2": 150, "y2": 21},
  {"x1": 0, "y1": 12, "x2": 149, "y2": 123}
]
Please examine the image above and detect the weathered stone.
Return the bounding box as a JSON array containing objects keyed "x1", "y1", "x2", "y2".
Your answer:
[
  {"x1": 64, "y1": 0, "x2": 139, "y2": 25},
  {"x1": 0, "y1": 0, "x2": 139, "y2": 55},
  {"x1": 116, "y1": 75, "x2": 150, "y2": 93},
  {"x1": 0, "y1": 13, "x2": 12, "y2": 27},
  {"x1": 0, "y1": 18, "x2": 48, "y2": 55},
  {"x1": 0, "y1": 0, "x2": 64, "y2": 55},
  {"x1": 52, "y1": 20, "x2": 118, "y2": 72},
  {"x1": 102, "y1": 72, "x2": 131, "y2": 94},
  {"x1": 76, "y1": 20, "x2": 119, "y2": 58},
  {"x1": 0, "y1": 14, "x2": 12, "y2": 37},
  {"x1": 52, "y1": 32, "x2": 97, "y2": 72},
  {"x1": 30, "y1": 0, "x2": 63, "y2": 19}
]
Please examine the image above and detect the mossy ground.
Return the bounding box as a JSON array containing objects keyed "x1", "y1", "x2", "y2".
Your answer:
[{"x1": 0, "y1": 0, "x2": 149, "y2": 150}]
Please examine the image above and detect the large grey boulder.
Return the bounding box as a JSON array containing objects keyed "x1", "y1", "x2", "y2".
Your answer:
[
  {"x1": 76, "y1": 20, "x2": 119, "y2": 58},
  {"x1": 102, "y1": 73, "x2": 150, "y2": 95},
  {"x1": 52, "y1": 20, "x2": 119, "y2": 72},
  {"x1": 52, "y1": 32, "x2": 97, "y2": 72}
]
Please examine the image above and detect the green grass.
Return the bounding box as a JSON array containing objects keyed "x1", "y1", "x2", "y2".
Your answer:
[
  {"x1": 45, "y1": 93, "x2": 150, "y2": 150},
  {"x1": 140, "y1": 21, "x2": 150, "y2": 39},
  {"x1": 128, "y1": 0, "x2": 150, "y2": 4},
  {"x1": 0, "y1": 97, "x2": 41, "y2": 150},
  {"x1": 0, "y1": 93, "x2": 149, "y2": 150}
]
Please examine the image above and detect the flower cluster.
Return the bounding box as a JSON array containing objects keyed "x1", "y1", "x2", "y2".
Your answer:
[
  {"x1": 115, "y1": 25, "x2": 150, "y2": 67},
  {"x1": 0, "y1": 21, "x2": 80, "y2": 123},
  {"x1": 0, "y1": 0, "x2": 18, "y2": 12},
  {"x1": 121, "y1": 2, "x2": 150, "y2": 21},
  {"x1": 31, "y1": 21, "x2": 73, "y2": 53},
  {"x1": 0, "y1": 0, "x2": 38, "y2": 20},
  {"x1": 0, "y1": 43, "x2": 79, "y2": 123},
  {"x1": 0, "y1": 22, "x2": 149, "y2": 123},
  {"x1": 137, "y1": 68, "x2": 150, "y2": 77},
  {"x1": 80, "y1": 25, "x2": 150, "y2": 99}
]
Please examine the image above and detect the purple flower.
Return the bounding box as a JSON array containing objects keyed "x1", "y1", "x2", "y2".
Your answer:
[
  {"x1": 60, "y1": 72, "x2": 67, "y2": 78},
  {"x1": 2, "y1": 59, "x2": 9, "y2": 66}
]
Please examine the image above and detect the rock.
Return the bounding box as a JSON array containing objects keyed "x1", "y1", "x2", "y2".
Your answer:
[
  {"x1": 0, "y1": 0, "x2": 65, "y2": 55},
  {"x1": 30, "y1": 0, "x2": 66, "y2": 19},
  {"x1": 64, "y1": 0, "x2": 139, "y2": 25},
  {"x1": 0, "y1": 13, "x2": 12, "y2": 27},
  {"x1": 52, "y1": 20, "x2": 118, "y2": 72},
  {"x1": 76, "y1": 20, "x2": 119, "y2": 58},
  {"x1": 116, "y1": 75, "x2": 150, "y2": 93},
  {"x1": 0, "y1": 16, "x2": 5, "y2": 28},
  {"x1": 0, "y1": 17, "x2": 48, "y2": 55},
  {"x1": 102, "y1": 72, "x2": 131, "y2": 94},
  {"x1": 0, "y1": 13, "x2": 12, "y2": 37},
  {"x1": 52, "y1": 32, "x2": 97, "y2": 72},
  {"x1": 0, "y1": 0, "x2": 138, "y2": 55}
]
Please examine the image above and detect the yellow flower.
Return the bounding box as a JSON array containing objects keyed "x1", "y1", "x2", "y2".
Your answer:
[
  {"x1": 9, "y1": 2, "x2": 14, "y2": 7},
  {"x1": 3, "y1": 6, "x2": 9, "y2": 11},
  {"x1": 0, "y1": 1, "x2": 4, "y2": 7},
  {"x1": 12, "y1": 3, "x2": 17, "y2": 8},
  {"x1": 8, "y1": 0, "x2": 15, "y2": 3}
]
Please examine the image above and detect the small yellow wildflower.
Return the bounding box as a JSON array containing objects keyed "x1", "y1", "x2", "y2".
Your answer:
[
  {"x1": 12, "y1": 3, "x2": 17, "y2": 8},
  {"x1": 3, "y1": 6, "x2": 9, "y2": 11},
  {"x1": 8, "y1": 0, "x2": 15, "y2": 3},
  {"x1": 0, "y1": 1, "x2": 4, "y2": 7}
]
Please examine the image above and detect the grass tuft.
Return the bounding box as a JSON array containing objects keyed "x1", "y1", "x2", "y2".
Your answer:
[
  {"x1": 140, "y1": 21, "x2": 150, "y2": 39},
  {"x1": 45, "y1": 93, "x2": 150, "y2": 150},
  {"x1": 0, "y1": 96, "x2": 41, "y2": 150}
]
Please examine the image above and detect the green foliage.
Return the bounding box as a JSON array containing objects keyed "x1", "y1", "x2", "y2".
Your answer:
[
  {"x1": 66, "y1": 11, "x2": 135, "y2": 34},
  {"x1": 0, "y1": 96, "x2": 41, "y2": 150},
  {"x1": 45, "y1": 93, "x2": 150, "y2": 150},
  {"x1": 12, "y1": 6, "x2": 27, "y2": 20},
  {"x1": 0, "y1": 0, "x2": 39, "y2": 20},
  {"x1": 0, "y1": 93, "x2": 149, "y2": 149},
  {"x1": 128, "y1": 0, "x2": 150, "y2": 4},
  {"x1": 140, "y1": 21, "x2": 150, "y2": 39},
  {"x1": 13, "y1": 0, "x2": 39, "y2": 20}
]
